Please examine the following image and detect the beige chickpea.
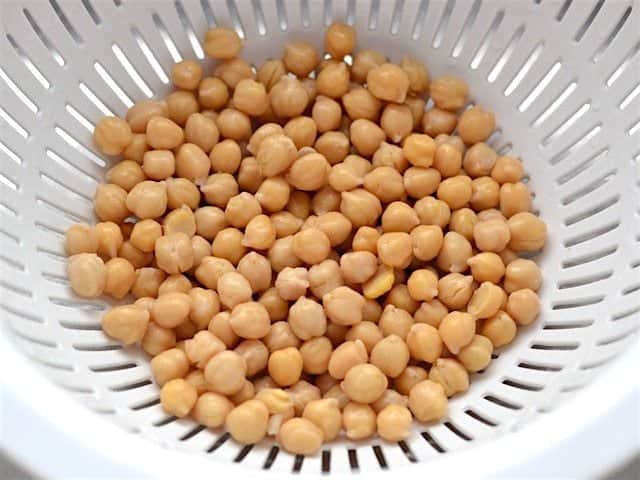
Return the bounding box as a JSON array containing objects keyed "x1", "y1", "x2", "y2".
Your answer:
[
  {"x1": 184, "y1": 370, "x2": 209, "y2": 395},
  {"x1": 291, "y1": 227, "x2": 331, "y2": 265},
  {"x1": 94, "y1": 184, "x2": 129, "y2": 223},
  {"x1": 160, "y1": 378, "x2": 197, "y2": 418},
  {"x1": 343, "y1": 402, "x2": 376, "y2": 440},
  {"x1": 438, "y1": 311, "x2": 475, "y2": 355},
  {"x1": 394, "y1": 366, "x2": 428, "y2": 395},
  {"x1": 269, "y1": 75, "x2": 309, "y2": 118},
  {"x1": 404, "y1": 96, "x2": 425, "y2": 129},
  {"x1": 191, "y1": 392, "x2": 234, "y2": 428},
  {"x1": 214, "y1": 57, "x2": 254, "y2": 89},
  {"x1": 151, "y1": 348, "x2": 189, "y2": 386},
  {"x1": 223, "y1": 192, "x2": 261, "y2": 229},
  {"x1": 237, "y1": 252, "x2": 272, "y2": 293},
  {"x1": 159, "y1": 274, "x2": 192, "y2": 296},
  {"x1": 123, "y1": 133, "x2": 149, "y2": 163},
  {"x1": 277, "y1": 418, "x2": 324, "y2": 455},
  {"x1": 437, "y1": 273, "x2": 474, "y2": 310},
  {"x1": 370, "y1": 335, "x2": 410, "y2": 378},
  {"x1": 491, "y1": 155, "x2": 524, "y2": 184},
  {"x1": 474, "y1": 219, "x2": 512, "y2": 253},
  {"x1": 345, "y1": 322, "x2": 383, "y2": 354},
  {"x1": 126, "y1": 180, "x2": 167, "y2": 219},
  {"x1": 254, "y1": 177, "x2": 290, "y2": 214},
  {"x1": 299, "y1": 337, "x2": 332, "y2": 374},
  {"x1": 280, "y1": 40, "x2": 318, "y2": 76},
  {"x1": 256, "y1": 134, "x2": 297, "y2": 177},
  {"x1": 449, "y1": 208, "x2": 477, "y2": 241},
  {"x1": 165, "y1": 90, "x2": 199, "y2": 126},
  {"x1": 470, "y1": 176, "x2": 500, "y2": 211},
  {"x1": 116, "y1": 239, "x2": 152, "y2": 269},
  {"x1": 414, "y1": 299, "x2": 449, "y2": 328},
  {"x1": 467, "y1": 252, "x2": 505, "y2": 283},
  {"x1": 380, "y1": 202, "x2": 419, "y2": 234},
  {"x1": 67, "y1": 253, "x2": 106, "y2": 298},
  {"x1": 350, "y1": 119, "x2": 386, "y2": 156},
  {"x1": 328, "y1": 156, "x2": 368, "y2": 192},
  {"x1": 422, "y1": 108, "x2": 457, "y2": 137},
  {"x1": 468, "y1": 282, "x2": 505, "y2": 319},
  {"x1": 377, "y1": 232, "x2": 412, "y2": 269},
  {"x1": 141, "y1": 150, "x2": 174, "y2": 181},
  {"x1": 271, "y1": 211, "x2": 303, "y2": 238},
  {"x1": 103, "y1": 258, "x2": 135, "y2": 299},
  {"x1": 477, "y1": 208, "x2": 507, "y2": 223},
  {"x1": 308, "y1": 259, "x2": 343, "y2": 298},
  {"x1": 463, "y1": 142, "x2": 497, "y2": 178},
  {"x1": 193, "y1": 206, "x2": 226, "y2": 241},
  {"x1": 208, "y1": 312, "x2": 239, "y2": 348},
  {"x1": 198, "y1": 76, "x2": 229, "y2": 110},
  {"x1": 407, "y1": 323, "x2": 442, "y2": 364},
  {"x1": 429, "y1": 358, "x2": 469, "y2": 397},
  {"x1": 155, "y1": 232, "x2": 193, "y2": 274},
  {"x1": 324, "y1": 22, "x2": 356, "y2": 59},
  {"x1": 265, "y1": 321, "x2": 301, "y2": 352},
  {"x1": 457, "y1": 334, "x2": 493, "y2": 372},
  {"x1": 399, "y1": 54, "x2": 429, "y2": 94},
  {"x1": 430, "y1": 76, "x2": 469, "y2": 111},
  {"x1": 407, "y1": 269, "x2": 438, "y2": 302},
  {"x1": 504, "y1": 259, "x2": 541, "y2": 293},
  {"x1": 338, "y1": 251, "x2": 377, "y2": 284},
  {"x1": 203, "y1": 27, "x2": 243, "y2": 59},
  {"x1": 287, "y1": 380, "x2": 322, "y2": 416},
  {"x1": 376, "y1": 404, "x2": 412, "y2": 442},
  {"x1": 287, "y1": 297, "x2": 327, "y2": 340},
  {"x1": 273, "y1": 266, "x2": 307, "y2": 301},
  {"x1": 313, "y1": 211, "x2": 351, "y2": 247},
  {"x1": 327, "y1": 339, "x2": 367, "y2": 380},
  {"x1": 315, "y1": 131, "x2": 350, "y2": 165},
  {"x1": 403, "y1": 133, "x2": 436, "y2": 168},
  {"x1": 367, "y1": 63, "x2": 410, "y2": 103},
  {"x1": 256, "y1": 58, "x2": 286, "y2": 91},
  {"x1": 247, "y1": 124, "x2": 284, "y2": 157},
  {"x1": 316, "y1": 61, "x2": 350, "y2": 98},
  {"x1": 163, "y1": 205, "x2": 196, "y2": 237},
  {"x1": 64, "y1": 223, "x2": 98, "y2": 256},
  {"x1": 216, "y1": 108, "x2": 252, "y2": 141},
  {"x1": 187, "y1": 287, "x2": 219, "y2": 329},
  {"x1": 258, "y1": 287, "x2": 289, "y2": 322},
  {"x1": 342, "y1": 87, "x2": 382, "y2": 122},
  {"x1": 371, "y1": 389, "x2": 409, "y2": 413},
  {"x1": 351, "y1": 48, "x2": 386, "y2": 83},
  {"x1": 268, "y1": 347, "x2": 303, "y2": 387},
  {"x1": 184, "y1": 112, "x2": 220, "y2": 154},
  {"x1": 211, "y1": 227, "x2": 246, "y2": 265},
  {"x1": 506, "y1": 288, "x2": 540, "y2": 326},
  {"x1": 142, "y1": 322, "x2": 176, "y2": 356},
  {"x1": 106, "y1": 160, "x2": 145, "y2": 192},
  {"x1": 283, "y1": 116, "x2": 316, "y2": 150},
  {"x1": 287, "y1": 153, "x2": 330, "y2": 191},
  {"x1": 373, "y1": 142, "x2": 408, "y2": 172},
  {"x1": 207, "y1": 140, "x2": 241, "y2": 175},
  {"x1": 324, "y1": 285, "x2": 368, "y2": 326},
  {"x1": 184, "y1": 330, "x2": 225, "y2": 369},
  {"x1": 437, "y1": 231, "x2": 472, "y2": 273},
  {"x1": 145, "y1": 117, "x2": 184, "y2": 150},
  {"x1": 194, "y1": 256, "x2": 234, "y2": 290},
  {"x1": 93, "y1": 116, "x2": 132, "y2": 155},
  {"x1": 352, "y1": 226, "x2": 380, "y2": 255},
  {"x1": 150, "y1": 292, "x2": 191, "y2": 328},
  {"x1": 231, "y1": 78, "x2": 269, "y2": 117},
  {"x1": 231, "y1": 379, "x2": 258, "y2": 405},
  {"x1": 437, "y1": 175, "x2": 473, "y2": 210},
  {"x1": 481, "y1": 310, "x2": 517, "y2": 347},
  {"x1": 363, "y1": 166, "x2": 405, "y2": 203},
  {"x1": 225, "y1": 399, "x2": 269, "y2": 445},
  {"x1": 403, "y1": 167, "x2": 441, "y2": 200},
  {"x1": 101, "y1": 304, "x2": 149, "y2": 345},
  {"x1": 379, "y1": 304, "x2": 414, "y2": 339},
  {"x1": 165, "y1": 178, "x2": 199, "y2": 210},
  {"x1": 312, "y1": 96, "x2": 341, "y2": 133},
  {"x1": 340, "y1": 189, "x2": 382, "y2": 227},
  {"x1": 458, "y1": 106, "x2": 496, "y2": 144},
  {"x1": 204, "y1": 350, "x2": 247, "y2": 395},
  {"x1": 217, "y1": 271, "x2": 252, "y2": 309},
  {"x1": 380, "y1": 104, "x2": 413, "y2": 143},
  {"x1": 126, "y1": 100, "x2": 168, "y2": 133},
  {"x1": 433, "y1": 143, "x2": 463, "y2": 178},
  {"x1": 230, "y1": 302, "x2": 271, "y2": 339},
  {"x1": 408, "y1": 379, "x2": 448, "y2": 422},
  {"x1": 302, "y1": 398, "x2": 342, "y2": 442},
  {"x1": 131, "y1": 267, "x2": 166, "y2": 298},
  {"x1": 287, "y1": 191, "x2": 312, "y2": 219},
  {"x1": 360, "y1": 264, "x2": 393, "y2": 299},
  {"x1": 410, "y1": 225, "x2": 443, "y2": 262},
  {"x1": 171, "y1": 59, "x2": 202, "y2": 90},
  {"x1": 499, "y1": 182, "x2": 532, "y2": 218},
  {"x1": 255, "y1": 388, "x2": 293, "y2": 415},
  {"x1": 341, "y1": 363, "x2": 388, "y2": 404},
  {"x1": 507, "y1": 212, "x2": 547, "y2": 252},
  {"x1": 268, "y1": 236, "x2": 303, "y2": 272},
  {"x1": 200, "y1": 173, "x2": 238, "y2": 208}
]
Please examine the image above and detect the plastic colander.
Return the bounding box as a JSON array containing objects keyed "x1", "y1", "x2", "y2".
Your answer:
[{"x1": 1, "y1": 0, "x2": 639, "y2": 478}]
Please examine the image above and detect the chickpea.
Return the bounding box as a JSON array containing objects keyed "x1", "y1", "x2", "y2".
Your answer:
[
  {"x1": 204, "y1": 350, "x2": 247, "y2": 395},
  {"x1": 463, "y1": 142, "x2": 497, "y2": 178},
  {"x1": 236, "y1": 252, "x2": 272, "y2": 293},
  {"x1": 208, "y1": 311, "x2": 240, "y2": 348},
  {"x1": 247, "y1": 124, "x2": 284, "y2": 157},
  {"x1": 506, "y1": 288, "x2": 540, "y2": 326},
  {"x1": 408, "y1": 380, "x2": 448, "y2": 422},
  {"x1": 491, "y1": 155, "x2": 524, "y2": 184},
  {"x1": 409, "y1": 225, "x2": 442, "y2": 262},
  {"x1": 430, "y1": 76, "x2": 469, "y2": 111},
  {"x1": 287, "y1": 380, "x2": 322, "y2": 416},
  {"x1": 406, "y1": 322, "x2": 444, "y2": 362},
  {"x1": 254, "y1": 388, "x2": 293, "y2": 415},
  {"x1": 480, "y1": 310, "x2": 516, "y2": 348},
  {"x1": 273, "y1": 266, "x2": 307, "y2": 301},
  {"x1": 470, "y1": 177, "x2": 500, "y2": 211},
  {"x1": 467, "y1": 252, "x2": 505, "y2": 283},
  {"x1": 94, "y1": 184, "x2": 129, "y2": 223},
  {"x1": 352, "y1": 226, "x2": 380, "y2": 255},
  {"x1": 269, "y1": 76, "x2": 308, "y2": 118},
  {"x1": 151, "y1": 348, "x2": 189, "y2": 386},
  {"x1": 192, "y1": 206, "x2": 225, "y2": 241},
  {"x1": 286, "y1": 297, "x2": 327, "y2": 340},
  {"x1": 269, "y1": 236, "x2": 303, "y2": 272},
  {"x1": 433, "y1": 143, "x2": 463, "y2": 178},
  {"x1": 198, "y1": 77, "x2": 229, "y2": 111},
  {"x1": 308, "y1": 259, "x2": 343, "y2": 298},
  {"x1": 343, "y1": 402, "x2": 376, "y2": 440},
  {"x1": 106, "y1": 160, "x2": 145, "y2": 192},
  {"x1": 394, "y1": 366, "x2": 428, "y2": 395},
  {"x1": 375, "y1": 404, "x2": 411, "y2": 442},
  {"x1": 437, "y1": 273, "x2": 474, "y2": 310},
  {"x1": 123, "y1": 133, "x2": 149, "y2": 163},
  {"x1": 165, "y1": 90, "x2": 199, "y2": 126},
  {"x1": 154, "y1": 232, "x2": 193, "y2": 274},
  {"x1": 211, "y1": 227, "x2": 246, "y2": 264},
  {"x1": 204, "y1": 27, "x2": 242, "y2": 59},
  {"x1": 286, "y1": 192, "x2": 312, "y2": 220},
  {"x1": 311, "y1": 96, "x2": 341, "y2": 133},
  {"x1": 474, "y1": 219, "x2": 511, "y2": 253},
  {"x1": 226, "y1": 399, "x2": 269, "y2": 445},
  {"x1": 222, "y1": 192, "x2": 261, "y2": 229},
  {"x1": 436, "y1": 231, "x2": 471, "y2": 273},
  {"x1": 126, "y1": 100, "x2": 168, "y2": 134},
  {"x1": 67, "y1": 253, "x2": 106, "y2": 298},
  {"x1": 299, "y1": 336, "x2": 332, "y2": 375},
  {"x1": 351, "y1": 49, "x2": 386, "y2": 83},
  {"x1": 271, "y1": 211, "x2": 303, "y2": 238},
  {"x1": 414, "y1": 299, "x2": 449, "y2": 328},
  {"x1": 345, "y1": 322, "x2": 383, "y2": 354},
  {"x1": 316, "y1": 61, "x2": 350, "y2": 98},
  {"x1": 278, "y1": 40, "x2": 318, "y2": 77},
  {"x1": 268, "y1": 347, "x2": 303, "y2": 387},
  {"x1": 194, "y1": 256, "x2": 234, "y2": 290},
  {"x1": 145, "y1": 117, "x2": 184, "y2": 150},
  {"x1": 192, "y1": 392, "x2": 234, "y2": 428},
  {"x1": 159, "y1": 274, "x2": 192, "y2": 296},
  {"x1": 293, "y1": 226, "x2": 333, "y2": 265},
  {"x1": 504, "y1": 258, "x2": 541, "y2": 293},
  {"x1": 164, "y1": 179, "x2": 199, "y2": 211},
  {"x1": 324, "y1": 22, "x2": 356, "y2": 59},
  {"x1": 257, "y1": 58, "x2": 286, "y2": 91},
  {"x1": 437, "y1": 175, "x2": 473, "y2": 210},
  {"x1": 252, "y1": 179, "x2": 290, "y2": 216},
  {"x1": 499, "y1": 182, "x2": 532, "y2": 218},
  {"x1": 350, "y1": 119, "x2": 386, "y2": 156},
  {"x1": 131, "y1": 267, "x2": 166, "y2": 298},
  {"x1": 325, "y1": 338, "x2": 366, "y2": 379},
  {"x1": 126, "y1": 180, "x2": 167, "y2": 219},
  {"x1": 340, "y1": 189, "x2": 382, "y2": 228},
  {"x1": 375, "y1": 232, "x2": 412, "y2": 269},
  {"x1": 214, "y1": 58, "x2": 254, "y2": 89},
  {"x1": 201, "y1": 173, "x2": 238, "y2": 208},
  {"x1": 217, "y1": 271, "x2": 252, "y2": 309},
  {"x1": 370, "y1": 335, "x2": 410, "y2": 378},
  {"x1": 380, "y1": 104, "x2": 413, "y2": 143},
  {"x1": 183, "y1": 330, "x2": 225, "y2": 369},
  {"x1": 405, "y1": 269, "x2": 437, "y2": 302},
  {"x1": 264, "y1": 321, "x2": 300, "y2": 353},
  {"x1": 458, "y1": 106, "x2": 496, "y2": 144},
  {"x1": 477, "y1": 208, "x2": 507, "y2": 223},
  {"x1": 337, "y1": 251, "x2": 376, "y2": 285},
  {"x1": 150, "y1": 292, "x2": 190, "y2": 328},
  {"x1": 341, "y1": 363, "x2": 388, "y2": 404},
  {"x1": 163, "y1": 205, "x2": 196, "y2": 237},
  {"x1": 207, "y1": 140, "x2": 241, "y2": 175},
  {"x1": 367, "y1": 63, "x2": 410, "y2": 103},
  {"x1": 300, "y1": 398, "x2": 341, "y2": 443},
  {"x1": 185, "y1": 287, "x2": 219, "y2": 330},
  {"x1": 468, "y1": 282, "x2": 505, "y2": 319},
  {"x1": 142, "y1": 322, "x2": 176, "y2": 356},
  {"x1": 362, "y1": 264, "x2": 395, "y2": 299},
  {"x1": 64, "y1": 223, "x2": 98, "y2": 256},
  {"x1": 507, "y1": 212, "x2": 547, "y2": 252},
  {"x1": 403, "y1": 167, "x2": 440, "y2": 200},
  {"x1": 169, "y1": 59, "x2": 202, "y2": 90},
  {"x1": 328, "y1": 157, "x2": 368, "y2": 192},
  {"x1": 275, "y1": 417, "x2": 324, "y2": 455},
  {"x1": 363, "y1": 167, "x2": 405, "y2": 203},
  {"x1": 402, "y1": 134, "x2": 436, "y2": 169},
  {"x1": 101, "y1": 304, "x2": 149, "y2": 345},
  {"x1": 324, "y1": 286, "x2": 366, "y2": 326},
  {"x1": 93, "y1": 116, "x2": 132, "y2": 155},
  {"x1": 286, "y1": 153, "x2": 330, "y2": 191},
  {"x1": 448, "y1": 208, "x2": 476, "y2": 241},
  {"x1": 140, "y1": 150, "x2": 174, "y2": 181},
  {"x1": 422, "y1": 108, "x2": 457, "y2": 137},
  {"x1": 342, "y1": 87, "x2": 382, "y2": 122},
  {"x1": 256, "y1": 134, "x2": 297, "y2": 177},
  {"x1": 429, "y1": 358, "x2": 469, "y2": 397},
  {"x1": 234, "y1": 340, "x2": 269, "y2": 379},
  {"x1": 372, "y1": 142, "x2": 408, "y2": 173},
  {"x1": 315, "y1": 373, "x2": 338, "y2": 395},
  {"x1": 313, "y1": 212, "x2": 351, "y2": 247},
  {"x1": 103, "y1": 258, "x2": 135, "y2": 299},
  {"x1": 456, "y1": 335, "x2": 492, "y2": 373},
  {"x1": 229, "y1": 302, "x2": 271, "y2": 341},
  {"x1": 380, "y1": 303, "x2": 414, "y2": 338},
  {"x1": 438, "y1": 311, "x2": 475, "y2": 355},
  {"x1": 282, "y1": 117, "x2": 316, "y2": 151},
  {"x1": 231, "y1": 78, "x2": 269, "y2": 117},
  {"x1": 315, "y1": 131, "x2": 350, "y2": 165},
  {"x1": 215, "y1": 108, "x2": 252, "y2": 141},
  {"x1": 160, "y1": 378, "x2": 197, "y2": 418}
]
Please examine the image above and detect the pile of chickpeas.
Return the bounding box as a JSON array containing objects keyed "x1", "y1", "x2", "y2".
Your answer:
[{"x1": 65, "y1": 23, "x2": 547, "y2": 454}]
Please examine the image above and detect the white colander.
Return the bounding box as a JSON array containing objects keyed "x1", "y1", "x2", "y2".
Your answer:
[{"x1": 1, "y1": 0, "x2": 639, "y2": 477}]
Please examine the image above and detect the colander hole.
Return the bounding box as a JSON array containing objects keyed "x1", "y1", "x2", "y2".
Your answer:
[
  {"x1": 518, "y1": 61, "x2": 562, "y2": 113},
  {"x1": 551, "y1": 296, "x2": 604, "y2": 310},
  {"x1": 72, "y1": 343, "x2": 121, "y2": 351},
  {"x1": 57, "y1": 382, "x2": 94, "y2": 394},
  {"x1": 596, "y1": 327, "x2": 640, "y2": 347},
  {"x1": 110, "y1": 379, "x2": 153, "y2": 392},
  {"x1": 626, "y1": 116, "x2": 640, "y2": 134},
  {"x1": 130, "y1": 27, "x2": 170, "y2": 84},
  {"x1": 59, "y1": 320, "x2": 102, "y2": 331},
  {"x1": 622, "y1": 283, "x2": 640, "y2": 296},
  {"x1": 0, "y1": 304, "x2": 43, "y2": 323},
  {"x1": 431, "y1": 0, "x2": 455, "y2": 49},
  {"x1": 530, "y1": 342, "x2": 580, "y2": 351},
  {"x1": 54, "y1": 125, "x2": 106, "y2": 166},
  {"x1": 504, "y1": 42, "x2": 544, "y2": 97},
  {"x1": 199, "y1": 0, "x2": 217, "y2": 28},
  {"x1": 561, "y1": 170, "x2": 617, "y2": 205},
  {"x1": 0, "y1": 140, "x2": 22, "y2": 165},
  {"x1": 573, "y1": 0, "x2": 605, "y2": 43},
  {"x1": 0, "y1": 66, "x2": 39, "y2": 113},
  {"x1": 542, "y1": 102, "x2": 591, "y2": 147},
  {"x1": 276, "y1": 0, "x2": 289, "y2": 31},
  {"x1": 0, "y1": 228, "x2": 20, "y2": 244},
  {"x1": 81, "y1": 0, "x2": 101, "y2": 25},
  {"x1": 0, "y1": 106, "x2": 29, "y2": 139},
  {"x1": 347, "y1": 448, "x2": 359, "y2": 470},
  {"x1": 398, "y1": 440, "x2": 417, "y2": 462},
  {"x1": 451, "y1": 0, "x2": 481, "y2": 59},
  {"x1": 556, "y1": 0, "x2": 573, "y2": 22},
  {"x1": 502, "y1": 378, "x2": 544, "y2": 392},
  {"x1": 517, "y1": 361, "x2": 563, "y2": 372},
  {"x1": 0, "y1": 280, "x2": 32, "y2": 298},
  {"x1": 556, "y1": 270, "x2": 613, "y2": 289},
  {"x1": 111, "y1": 44, "x2": 155, "y2": 98},
  {"x1": 292, "y1": 454, "x2": 304, "y2": 472},
  {"x1": 591, "y1": 6, "x2": 633, "y2": 62},
  {"x1": 531, "y1": 80, "x2": 577, "y2": 128},
  {"x1": 549, "y1": 123, "x2": 603, "y2": 165},
  {"x1": 49, "y1": 0, "x2": 83, "y2": 43},
  {"x1": 372, "y1": 445, "x2": 388, "y2": 469},
  {"x1": 5, "y1": 34, "x2": 51, "y2": 89},
  {"x1": 420, "y1": 431, "x2": 445, "y2": 453},
  {"x1": 410, "y1": 0, "x2": 430, "y2": 40},
  {"x1": 487, "y1": 25, "x2": 525, "y2": 84},
  {"x1": 469, "y1": 9, "x2": 504, "y2": 70},
  {"x1": 174, "y1": 1, "x2": 205, "y2": 58},
  {"x1": 65, "y1": 104, "x2": 95, "y2": 132},
  {"x1": 443, "y1": 422, "x2": 472, "y2": 441},
  {"x1": 89, "y1": 362, "x2": 138, "y2": 372},
  {"x1": 93, "y1": 62, "x2": 134, "y2": 108},
  {"x1": 483, "y1": 395, "x2": 522, "y2": 410},
  {"x1": 153, "y1": 415, "x2": 177, "y2": 427},
  {"x1": 464, "y1": 409, "x2": 498, "y2": 427},
  {"x1": 262, "y1": 445, "x2": 279, "y2": 469},
  {"x1": 130, "y1": 397, "x2": 160, "y2": 411},
  {"x1": 579, "y1": 355, "x2": 618, "y2": 371},
  {"x1": 233, "y1": 444, "x2": 254, "y2": 462},
  {"x1": 321, "y1": 450, "x2": 331, "y2": 473},
  {"x1": 152, "y1": 13, "x2": 182, "y2": 62},
  {"x1": 0, "y1": 255, "x2": 23, "y2": 273},
  {"x1": 10, "y1": 328, "x2": 57, "y2": 348},
  {"x1": 389, "y1": 0, "x2": 404, "y2": 36},
  {"x1": 543, "y1": 319, "x2": 594, "y2": 330},
  {"x1": 605, "y1": 40, "x2": 640, "y2": 87}
]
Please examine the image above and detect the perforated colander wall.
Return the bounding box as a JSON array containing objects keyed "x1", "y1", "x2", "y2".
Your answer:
[{"x1": 0, "y1": 0, "x2": 639, "y2": 474}]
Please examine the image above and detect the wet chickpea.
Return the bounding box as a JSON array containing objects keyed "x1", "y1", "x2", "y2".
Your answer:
[
  {"x1": 437, "y1": 231, "x2": 472, "y2": 273},
  {"x1": 341, "y1": 363, "x2": 387, "y2": 404},
  {"x1": 506, "y1": 288, "x2": 540, "y2": 326},
  {"x1": 340, "y1": 189, "x2": 382, "y2": 227},
  {"x1": 345, "y1": 321, "x2": 383, "y2": 353},
  {"x1": 217, "y1": 271, "x2": 253, "y2": 309},
  {"x1": 414, "y1": 299, "x2": 449, "y2": 327},
  {"x1": 208, "y1": 311, "x2": 240, "y2": 348},
  {"x1": 277, "y1": 418, "x2": 324, "y2": 455},
  {"x1": 370, "y1": 335, "x2": 410, "y2": 378},
  {"x1": 409, "y1": 380, "x2": 448, "y2": 422},
  {"x1": 298, "y1": 336, "x2": 332, "y2": 375},
  {"x1": 364, "y1": 166, "x2": 405, "y2": 203},
  {"x1": 377, "y1": 232, "x2": 412, "y2": 269},
  {"x1": 155, "y1": 232, "x2": 194, "y2": 274},
  {"x1": 64, "y1": 223, "x2": 98, "y2": 256},
  {"x1": 367, "y1": 63, "x2": 410, "y2": 103},
  {"x1": 93, "y1": 116, "x2": 132, "y2": 155},
  {"x1": 269, "y1": 76, "x2": 309, "y2": 118},
  {"x1": 106, "y1": 160, "x2": 145, "y2": 192},
  {"x1": 499, "y1": 182, "x2": 532, "y2": 218},
  {"x1": 372, "y1": 389, "x2": 409, "y2": 413},
  {"x1": 212, "y1": 227, "x2": 246, "y2": 265},
  {"x1": 350, "y1": 119, "x2": 386, "y2": 156},
  {"x1": 122, "y1": 133, "x2": 148, "y2": 163},
  {"x1": 204, "y1": 27, "x2": 243, "y2": 59},
  {"x1": 458, "y1": 105, "x2": 495, "y2": 145},
  {"x1": 343, "y1": 402, "x2": 376, "y2": 440},
  {"x1": 449, "y1": 208, "x2": 477, "y2": 241},
  {"x1": 437, "y1": 175, "x2": 473, "y2": 209},
  {"x1": 207, "y1": 140, "x2": 241, "y2": 175},
  {"x1": 467, "y1": 252, "x2": 505, "y2": 283},
  {"x1": 437, "y1": 273, "x2": 474, "y2": 310},
  {"x1": 151, "y1": 348, "x2": 189, "y2": 386},
  {"x1": 316, "y1": 61, "x2": 350, "y2": 99},
  {"x1": 312, "y1": 96, "x2": 341, "y2": 133},
  {"x1": 507, "y1": 212, "x2": 547, "y2": 252},
  {"x1": 328, "y1": 158, "x2": 367, "y2": 192},
  {"x1": 477, "y1": 208, "x2": 507, "y2": 223},
  {"x1": 67, "y1": 253, "x2": 106, "y2": 298},
  {"x1": 256, "y1": 58, "x2": 286, "y2": 91},
  {"x1": 269, "y1": 236, "x2": 303, "y2": 272},
  {"x1": 145, "y1": 117, "x2": 184, "y2": 150},
  {"x1": 373, "y1": 142, "x2": 408, "y2": 172},
  {"x1": 287, "y1": 380, "x2": 322, "y2": 416},
  {"x1": 192, "y1": 392, "x2": 234, "y2": 428},
  {"x1": 352, "y1": 226, "x2": 380, "y2": 255},
  {"x1": 101, "y1": 304, "x2": 149, "y2": 345},
  {"x1": 463, "y1": 142, "x2": 497, "y2": 178},
  {"x1": 223, "y1": 192, "x2": 262, "y2": 229},
  {"x1": 237, "y1": 251, "x2": 272, "y2": 292},
  {"x1": 94, "y1": 184, "x2": 129, "y2": 223},
  {"x1": 324, "y1": 22, "x2": 356, "y2": 59},
  {"x1": 380, "y1": 104, "x2": 413, "y2": 143},
  {"x1": 268, "y1": 347, "x2": 303, "y2": 387},
  {"x1": 280, "y1": 40, "x2": 318, "y2": 77},
  {"x1": 394, "y1": 366, "x2": 428, "y2": 396},
  {"x1": 473, "y1": 218, "x2": 511, "y2": 253},
  {"x1": 150, "y1": 291, "x2": 191, "y2": 328},
  {"x1": 457, "y1": 334, "x2": 493, "y2": 372},
  {"x1": 265, "y1": 321, "x2": 301, "y2": 352},
  {"x1": 131, "y1": 267, "x2": 166, "y2": 299},
  {"x1": 351, "y1": 49, "x2": 386, "y2": 83},
  {"x1": 399, "y1": 55, "x2": 429, "y2": 95},
  {"x1": 200, "y1": 173, "x2": 238, "y2": 209},
  {"x1": 376, "y1": 404, "x2": 412, "y2": 442},
  {"x1": 422, "y1": 108, "x2": 457, "y2": 137},
  {"x1": 165, "y1": 91, "x2": 199, "y2": 126},
  {"x1": 103, "y1": 258, "x2": 136, "y2": 299},
  {"x1": 226, "y1": 399, "x2": 269, "y2": 444},
  {"x1": 256, "y1": 134, "x2": 297, "y2": 177},
  {"x1": 163, "y1": 205, "x2": 196, "y2": 237},
  {"x1": 287, "y1": 153, "x2": 330, "y2": 191},
  {"x1": 253, "y1": 178, "x2": 291, "y2": 215},
  {"x1": 184, "y1": 330, "x2": 225, "y2": 369},
  {"x1": 140, "y1": 150, "x2": 174, "y2": 181},
  {"x1": 165, "y1": 178, "x2": 199, "y2": 210},
  {"x1": 468, "y1": 282, "x2": 505, "y2": 319},
  {"x1": 230, "y1": 302, "x2": 271, "y2": 339},
  {"x1": 314, "y1": 211, "x2": 351, "y2": 247},
  {"x1": 429, "y1": 358, "x2": 469, "y2": 397},
  {"x1": 283, "y1": 116, "x2": 316, "y2": 150},
  {"x1": 361, "y1": 264, "x2": 394, "y2": 299},
  {"x1": 403, "y1": 167, "x2": 441, "y2": 200},
  {"x1": 410, "y1": 225, "x2": 443, "y2": 261},
  {"x1": 291, "y1": 227, "x2": 331, "y2": 265},
  {"x1": 171, "y1": 59, "x2": 203, "y2": 90},
  {"x1": 338, "y1": 251, "x2": 377, "y2": 284},
  {"x1": 308, "y1": 259, "x2": 343, "y2": 298},
  {"x1": 95, "y1": 222, "x2": 124, "y2": 259},
  {"x1": 198, "y1": 76, "x2": 229, "y2": 110},
  {"x1": 433, "y1": 143, "x2": 463, "y2": 178},
  {"x1": 160, "y1": 379, "x2": 197, "y2": 418},
  {"x1": 187, "y1": 287, "x2": 219, "y2": 329},
  {"x1": 380, "y1": 202, "x2": 419, "y2": 233},
  {"x1": 504, "y1": 258, "x2": 541, "y2": 293},
  {"x1": 204, "y1": 350, "x2": 247, "y2": 395},
  {"x1": 231, "y1": 79, "x2": 269, "y2": 117},
  {"x1": 193, "y1": 206, "x2": 226, "y2": 241},
  {"x1": 324, "y1": 286, "x2": 366, "y2": 326},
  {"x1": 271, "y1": 211, "x2": 303, "y2": 238},
  {"x1": 194, "y1": 256, "x2": 235, "y2": 290},
  {"x1": 234, "y1": 340, "x2": 269, "y2": 377},
  {"x1": 142, "y1": 322, "x2": 176, "y2": 356},
  {"x1": 403, "y1": 133, "x2": 436, "y2": 168},
  {"x1": 438, "y1": 311, "x2": 475, "y2": 355},
  {"x1": 287, "y1": 297, "x2": 326, "y2": 340},
  {"x1": 480, "y1": 310, "x2": 517, "y2": 347},
  {"x1": 126, "y1": 100, "x2": 169, "y2": 134},
  {"x1": 430, "y1": 76, "x2": 469, "y2": 111},
  {"x1": 342, "y1": 87, "x2": 382, "y2": 122},
  {"x1": 407, "y1": 269, "x2": 439, "y2": 302},
  {"x1": 214, "y1": 57, "x2": 254, "y2": 89},
  {"x1": 471, "y1": 176, "x2": 500, "y2": 210},
  {"x1": 275, "y1": 266, "x2": 309, "y2": 300},
  {"x1": 491, "y1": 155, "x2": 524, "y2": 184},
  {"x1": 159, "y1": 274, "x2": 192, "y2": 296},
  {"x1": 216, "y1": 108, "x2": 252, "y2": 141},
  {"x1": 379, "y1": 304, "x2": 414, "y2": 339},
  {"x1": 315, "y1": 131, "x2": 350, "y2": 165}
]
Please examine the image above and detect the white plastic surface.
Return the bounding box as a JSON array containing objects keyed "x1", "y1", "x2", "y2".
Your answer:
[{"x1": 0, "y1": 0, "x2": 639, "y2": 477}]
